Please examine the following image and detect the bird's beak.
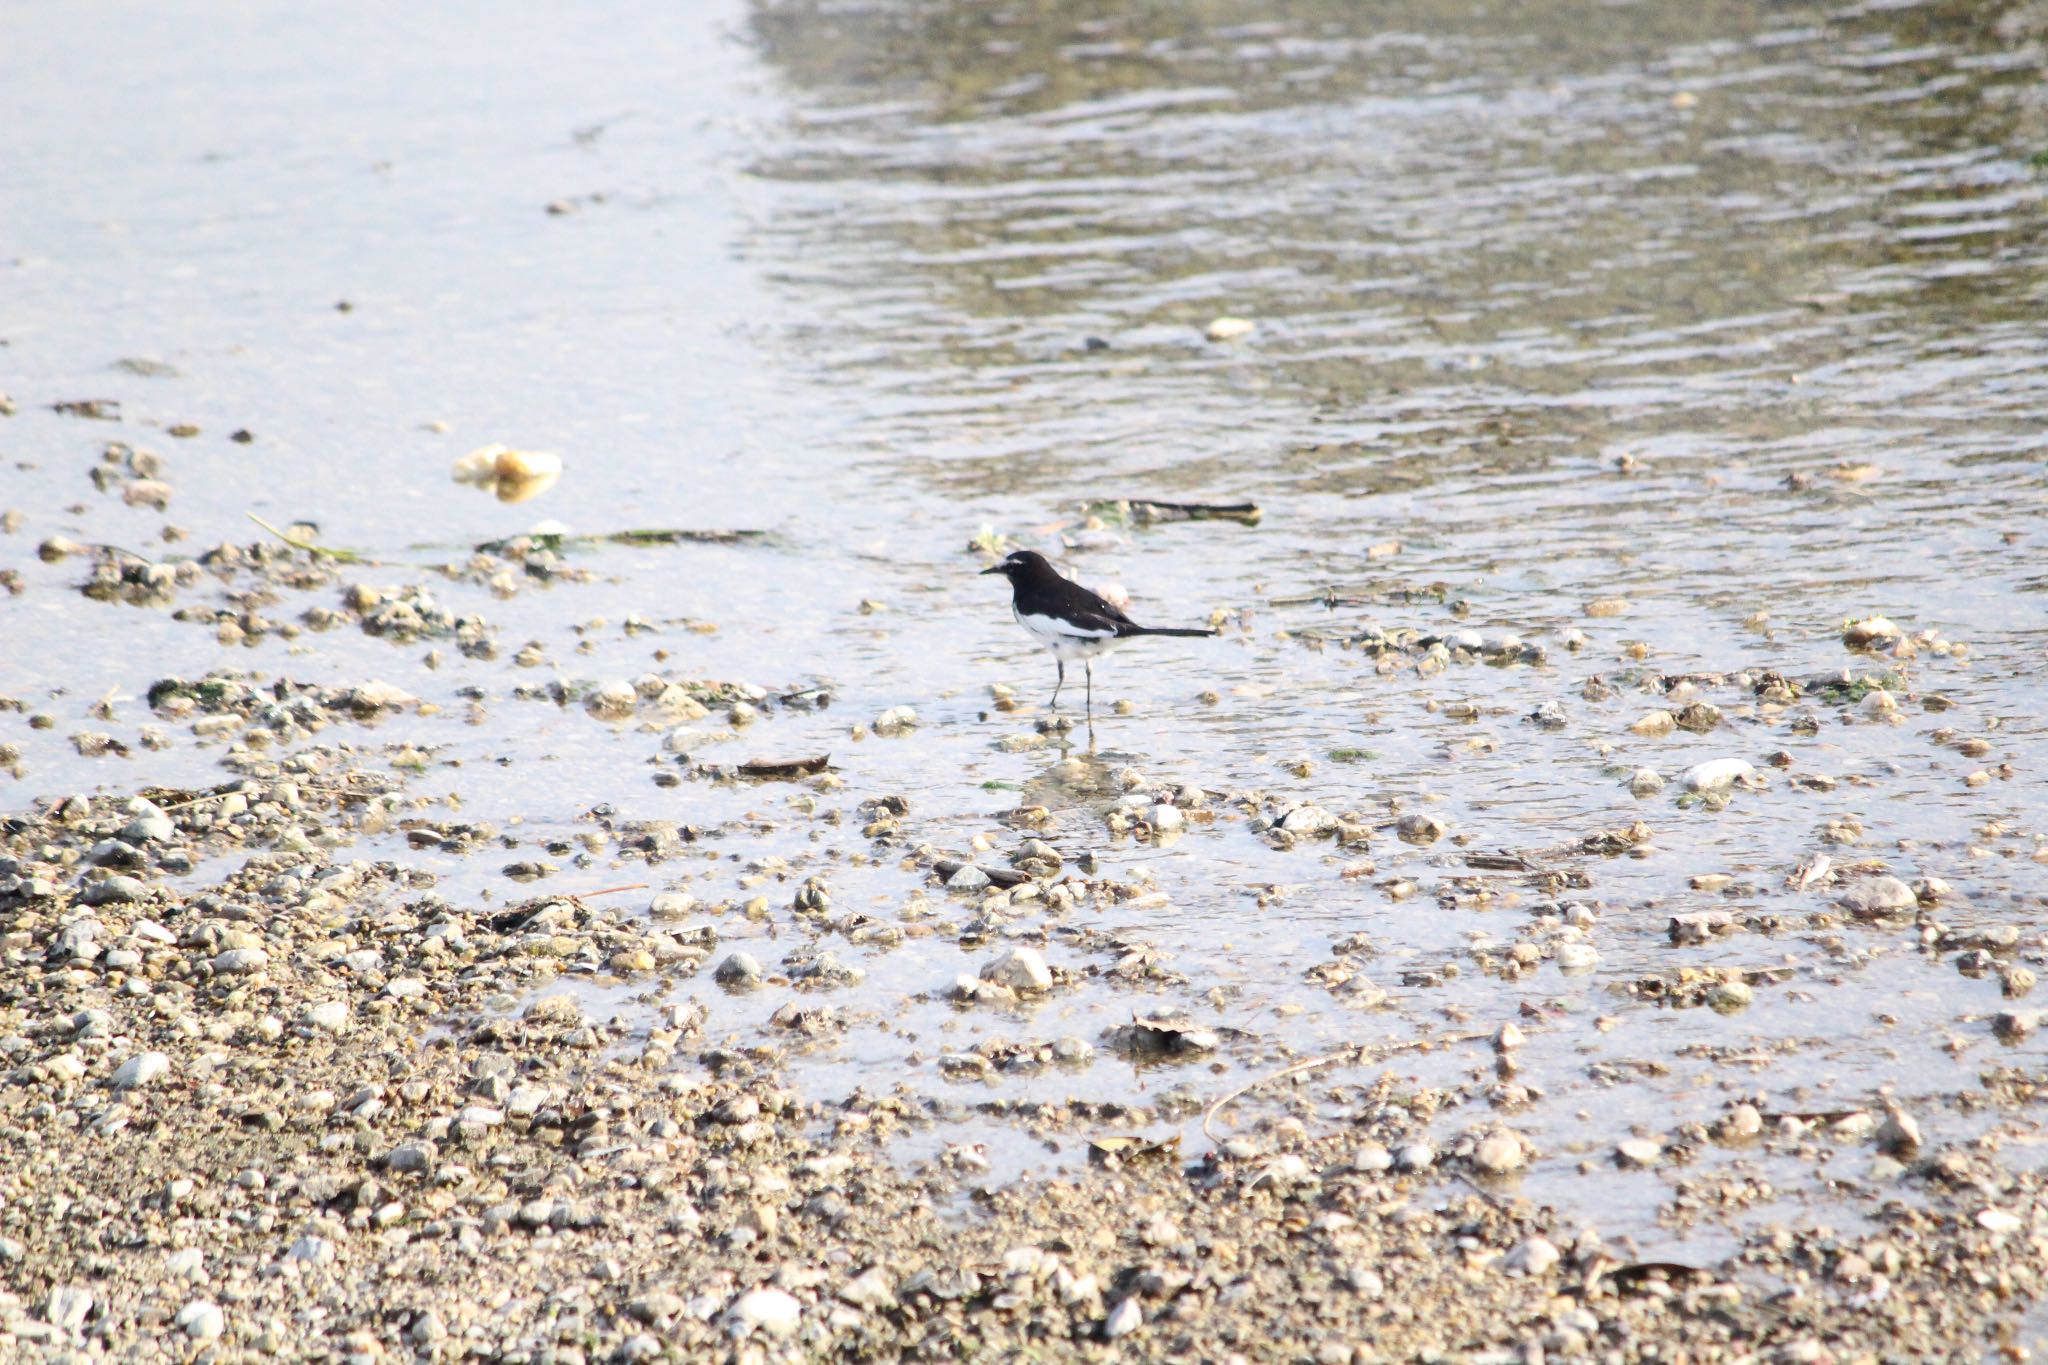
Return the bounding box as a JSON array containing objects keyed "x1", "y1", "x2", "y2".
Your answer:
[{"x1": 979, "y1": 565, "x2": 1004, "y2": 575}]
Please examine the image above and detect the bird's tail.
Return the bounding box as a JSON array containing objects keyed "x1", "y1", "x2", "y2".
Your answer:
[{"x1": 1120, "y1": 626, "x2": 1217, "y2": 638}]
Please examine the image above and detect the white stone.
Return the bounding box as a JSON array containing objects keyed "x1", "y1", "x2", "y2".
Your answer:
[
  {"x1": 109, "y1": 1051, "x2": 170, "y2": 1091},
  {"x1": 1505, "y1": 1237, "x2": 1561, "y2": 1276},
  {"x1": 1978, "y1": 1208, "x2": 2024, "y2": 1235},
  {"x1": 304, "y1": 1000, "x2": 349, "y2": 1032},
  {"x1": 981, "y1": 947, "x2": 1053, "y2": 994},
  {"x1": 726, "y1": 1287, "x2": 801, "y2": 1338},
  {"x1": 46, "y1": 1285, "x2": 92, "y2": 1330},
  {"x1": 1616, "y1": 1138, "x2": 1662, "y2": 1168},
  {"x1": 176, "y1": 1300, "x2": 225, "y2": 1340},
  {"x1": 1103, "y1": 1296, "x2": 1143, "y2": 1339},
  {"x1": 285, "y1": 1234, "x2": 336, "y2": 1265},
  {"x1": 1680, "y1": 758, "x2": 1755, "y2": 793}
]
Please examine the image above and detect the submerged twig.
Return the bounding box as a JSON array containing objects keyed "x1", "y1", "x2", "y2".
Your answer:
[
  {"x1": 1089, "y1": 498, "x2": 1263, "y2": 526},
  {"x1": 738, "y1": 755, "x2": 832, "y2": 779},
  {"x1": 471, "y1": 527, "x2": 766, "y2": 555},
  {"x1": 247, "y1": 514, "x2": 376, "y2": 564},
  {"x1": 1200, "y1": 1032, "x2": 1487, "y2": 1142}
]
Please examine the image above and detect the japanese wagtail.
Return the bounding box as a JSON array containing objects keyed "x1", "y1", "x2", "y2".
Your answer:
[{"x1": 981, "y1": 549, "x2": 1215, "y2": 719}]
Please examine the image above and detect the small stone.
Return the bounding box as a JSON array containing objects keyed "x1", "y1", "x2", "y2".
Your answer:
[
  {"x1": 1995, "y1": 1010, "x2": 2041, "y2": 1042},
  {"x1": 1556, "y1": 943, "x2": 1600, "y2": 971},
  {"x1": 1472, "y1": 1131, "x2": 1525, "y2": 1174},
  {"x1": 109, "y1": 1051, "x2": 170, "y2": 1091},
  {"x1": 873, "y1": 706, "x2": 919, "y2": 735},
  {"x1": 45, "y1": 1285, "x2": 92, "y2": 1331},
  {"x1": 715, "y1": 952, "x2": 764, "y2": 988},
  {"x1": 177, "y1": 1300, "x2": 225, "y2": 1340},
  {"x1": 1204, "y1": 316, "x2": 1255, "y2": 342},
  {"x1": 586, "y1": 680, "x2": 639, "y2": 718},
  {"x1": 1978, "y1": 1208, "x2": 2024, "y2": 1235},
  {"x1": 1395, "y1": 1141, "x2": 1435, "y2": 1173},
  {"x1": 839, "y1": 1268, "x2": 895, "y2": 1310},
  {"x1": 1719, "y1": 1104, "x2": 1763, "y2": 1140},
  {"x1": 1103, "y1": 1296, "x2": 1143, "y2": 1339},
  {"x1": 384, "y1": 1142, "x2": 434, "y2": 1173},
  {"x1": 1707, "y1": 980, "x2": 1753, "y2": 1013},
  {"x1": 1681, "y1": 759, "x2": 1755, "y2": 793},
  {"x1": 1630, "y1": 710, "x2": 1676, "y2": 737},
  {"x1": 1842, "y1": 616, "x2": 1902, "y2": 649},
  {"x1": 1281, "y1": 804, "x2": 1337, "y2": 836},
  {"x1": 212, "y1": 947, "x2": 269, "y2": 974},
  {"x1": 303, "y1": 1000, "x2": 349, "y2": 1033},
  {"x1": 83, "y1": 875, "x2": 147, "y2": 905},
  {"x1": 1838, "y1": 876, "x2": 1916, "y2": 918},
  {"x1": 981, "y1": 946, "x2": 1053, "y2": 994},
  {"x1": 1396, "y1": 813, "x2": 1446, "y2": 844},
  {"x1": 727, "y1": 1287, "x2": 801, "y2": 1338},
  {"x1": 1628, "y1": 768, "x2": 1665, "y2": 797},
  {"x1": 946, "y1": 864, "x2": 992, "y2": 892},
  {"x1": 1493, "y1": 1023, "x2": 1525, "y2": 1052},
  {"x1": 1351, "y1": 1142, "x2": 1394, "y2": 1173},
  {"x1": 1504, "y1": 1237, "x2": 1560, "y2": 1275},
  {"x1": 1615, "y1": 1138, "x2": 1662, "y2": 1168},
  {"x1": 286, "y1": 1235, "x2": 336, "y2": 1264},
  {"x1": 1875, "y1": 1109, "x2": 1921, "y2": 1154}
]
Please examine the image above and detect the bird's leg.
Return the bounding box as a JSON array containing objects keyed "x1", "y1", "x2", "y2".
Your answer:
[
  {"x1": 1049, "y1": 659, "x2": 1064, "y2": 712},
  {"x1": 1085, "y1": 662, "x2": 1094, "y2": 722}
]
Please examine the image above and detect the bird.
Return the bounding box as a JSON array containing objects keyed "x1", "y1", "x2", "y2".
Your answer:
[{"x1": 980, "y1": 549, "x2": 1215, "y2": 720}]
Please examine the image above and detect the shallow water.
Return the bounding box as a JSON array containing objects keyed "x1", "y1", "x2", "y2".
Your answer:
[{"x1": 6, "y1": 0, "x2": 2048, "y2": 1273}]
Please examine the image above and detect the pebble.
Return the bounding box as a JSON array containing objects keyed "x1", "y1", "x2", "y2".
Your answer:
[
  {"x1": 1352, "y1": 1142, "x2": 1394, "y2": 1173},
  {"x1": 1395, "y1": 1141, "x2": 1435, "y2": 1173},
  {"x1": 586, "y1": 681, "x2": 639, "y2": 718},
  {"x1": 947, "y1": 864, "x2": 992, "y2": 892},
  {"x1": 286, "y1": 1235, "x2": 336, "y2": 1264},
  {"x1": 82, "y1": 875, "x2": 147, "y2": 905},
  {"x1": 1472, "y1": 1131, "x2": 1526, "y2": 1175},
  {"x1": 727, "y1": 1287, "x2": 802, "y2": 1338},
  {"x1": 1876, "y1": 1109, "x2": 1921, "y2": 1154},
  {"x1": 1978, "y1": 1209, "x2": 2024, "y2": 1235},
  {"x1": 212, "y1": 947, "x2": 269, "y2": 974},
  {"x1": 1396, "y1": 813, "x2": 1446, "y2": 844},
  {"x1": 109, "y1": 1051, "x2": 170, "y2": 1091},
  {"x1": 1628, "y1": 768, "x2": 1665, "y2": 797},
  {"x1": 1842, "y1": 616, "x2": 1902, "y2": 648},
  {"x1": 1681, "y1": 759, "x2": 1754, "y2": 793},
  {"x1": 1615, "y1": 1138, "x2": 1662, "y2": 1169},
  {"x1": 1556, "y1": 943, "x2": 1600, "y2": 971},
  {"x1": 1504, "y1": 1237, "x2": 1560, "y2": 1275},
  {"x1": 1707, "y1": 980, "x2": 1753, "y2": 1013},
  {"x1": 1838, "y1": 876, "x2": 1916, "y2": 917},
  {"x1": 873, "y1": 706, "x2": 919, "y2": 735},
  {"x1": 176, "y1": 1300, "x2": 225, "y2": 1341},
  {"x1": 1630, "y1": 710, "x2": 1676, "y2": 737},
  {"x1": 982, "y1": 946, "x2": 1054, "y2": 994},
  {"x1": 715, "y1": 952, "x2": 764, "y2": 988},
  {"x1": 46, "y1": 1285, "x2": 92, "y2": 1331},
  {"x1": 1103, "y1": 1296, "x2": 1144, "y2": 1338},
  {"x1": 839, "y1": 1268, "x2": 896, "y2": 1310},
  {"x1": 303, "y1": 1000, "x2": 350, "y2": 1033}
]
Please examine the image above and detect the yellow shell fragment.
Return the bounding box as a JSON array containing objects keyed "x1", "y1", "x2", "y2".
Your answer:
[{"x1": 453, "y1": 444, "x2": 563, "y2": 503}]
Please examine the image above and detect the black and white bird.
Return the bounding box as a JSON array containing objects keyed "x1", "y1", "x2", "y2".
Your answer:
[{"x1": 981, "y1": 549, "x2": 1215, "y2": 719}]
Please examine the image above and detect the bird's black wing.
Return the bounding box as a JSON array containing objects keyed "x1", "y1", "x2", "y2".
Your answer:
[{"x1": 1039, "y1": 573, "x2": 1139, "y2": 628}]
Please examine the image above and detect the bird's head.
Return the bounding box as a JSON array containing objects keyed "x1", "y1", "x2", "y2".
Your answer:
[{"x1": 980, "y1": 549, "x2": 1050, "y2": 579}]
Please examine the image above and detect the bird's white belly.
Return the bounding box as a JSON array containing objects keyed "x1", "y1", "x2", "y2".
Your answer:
[{"x1": 1015, "y1": 608, "x2": 1120, "y2": 662}]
